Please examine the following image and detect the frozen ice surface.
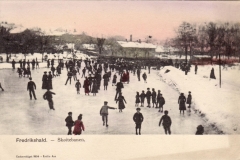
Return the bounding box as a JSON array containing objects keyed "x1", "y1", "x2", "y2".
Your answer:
[{"x1": 0, "y1": 61, "x2": 233, "y2": 135}]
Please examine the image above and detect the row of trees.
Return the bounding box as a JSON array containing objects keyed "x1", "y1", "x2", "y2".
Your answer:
[{"x1": 165, "y1": 22, "x2": 240, "y2": 63}]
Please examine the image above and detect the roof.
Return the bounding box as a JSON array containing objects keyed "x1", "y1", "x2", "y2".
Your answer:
[
  {"x1": 117, "y1": 41, "x2": 156, "y2": 49},
  {"x1": 82, "y1": 44, "x2": 96, "y2": 50},
  {"x1": 155, "y1": 46, "x2": 179, "y2": 52}
]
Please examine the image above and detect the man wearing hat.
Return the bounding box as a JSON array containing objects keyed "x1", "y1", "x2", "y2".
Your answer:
[
  {"x1": 42, "y1": 71, "x2": 48, "y2": 89},
  {"x1": 65, "y1": 112, "x2": 74, "y2": 135},
  {"x1": 100, "y1": 101, "x2": 117, "y2": 127},
  {"x1": 27, "y1": 77, "x2": 37, "y2": 100},
  {"x1": 133, "y1": 108, "x2": 144, "y2": 135}
]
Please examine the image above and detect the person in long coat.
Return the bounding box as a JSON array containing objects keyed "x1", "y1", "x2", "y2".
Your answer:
[
  {"x1": 83, "y1": 77, "x2": 90, "y2": 95},
  {"x1": 42, "y1": 71, "x2": 48, "y2": 89},
  {"x1": 91, "y1": 79, "x2": 98, "y2": 96},
  {"x1": 140, "y1": 91, "x2": 146, "y2": 107},
  {"x1": 103, "y1": 73, "x2": 109, "y2": 90},
  {"x1": 210, "y1": 67, "x2": 216, "y2": 79},
  {"x1": 157, "y1": 94, "x2": 165, "y2": 112},
  {"x1": 178, "y1": 93, "x2": 186, "y2": 114},
  {"x1": 135, "y1": 92, "x2": 140, "y2": 107},
  {"x1": 112, "y1": 74, "x2": 117, "y2": 86},
  {"x1": 142, "y1": 72, "x2": 147, "y2": 83},
  {"x1": 116, "y1": 93, "x2": 127, "y2": 112},
  {"x1": 73, "y1": 114, "x2": 85, "y2": 135},
  {"x1": 47, "y1": 71, "x2": 53, "y2": 89},
  {"x1": 75, "y1": 80, "x2": 81, "y2": 94},
  {"x1": 145, "y1": 88, "x2": 152, "y2": 108},
  {"x1": 65, "y1": 112, "x2": 74, "y2": 135},
  {"x1": 43, "y1": 89, "x2": 56, "y2": 110},
  {"x1": 186, "y1": 91, "x2": 192, "y2": 109}
]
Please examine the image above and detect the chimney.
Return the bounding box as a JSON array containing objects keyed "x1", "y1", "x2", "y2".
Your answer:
[{"x1": 130, "y1": 35, "x2": 132, "y2": 42}]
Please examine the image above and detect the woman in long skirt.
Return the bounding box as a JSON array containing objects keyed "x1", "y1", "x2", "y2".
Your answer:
[
  {"x1": 91, "y1": 79, "x2": 98, "y2": 96},
  {"x1": 178, "y1": 93, "x2": 186, "y2": 114},
  {"x1": 116, "y1": 93, "x2": 127, "y2": 112},
  {"x1": 83, "y1": 77, "x2": 90, "y2": 95},
  {"x1": 73, "y1": 114, "x2": 85, "y2": 135},
  {"x1": 112, "y1": 74, "x2": 117, "y2": 86},
  {"x1": 140, "y1": 91, "x2": 145, "y2": 107}
]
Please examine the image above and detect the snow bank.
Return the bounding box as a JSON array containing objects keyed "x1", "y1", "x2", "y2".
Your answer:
[{"x1": 158, "y1": 65, "x2": 240, "y2": 134}]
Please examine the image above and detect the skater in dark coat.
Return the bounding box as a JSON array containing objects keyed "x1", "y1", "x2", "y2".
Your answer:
[
  {"x1": 116, "y1": 93, "x2": 127, "y2": 112},
  {"x1": 100, "y1": 101, "x2": 117, "y2": 127},
  {"x1": 145, "y1": 88, "x2": 152, "y2": 107},
  {"x1": 81, "y1": 67, "x2": 86, "y2": 78},
  {"x1": 159, "y1": 110, "x2": 172, "y2": 135},
  {"x1": 91, "y1": 79, "x2": 98, "y2": 96},
  {"x1": 112, "y1": 74, "x2": 117, "y2": 86},
  {"x1": 195, "y1": 125, "x2": 204, "y2": 135},
  {"x1": 42, "y1": 71, "x2": 48, "y2": 89},
  {"x1": 133, "y1": 108, "x2": 144, "y2": 135},
  {"x1": 65, "y1": 71, "x2": 73, "y2": 85},
  {"x1": 137, "y1": 68, "x2": 141, "y2": 81},
  {"x1": 73, "y1": 114, "x2": 85, "y2": 135},
  {"x1": 51, "y1": 66, "x2": 56, "y2": 77},
  {"x1": 19, "y1": 60, "x2": 22, "y2": 68},
  {"x1": 56, "y1": 65, "x2": 61, "y2": 76},
  {"x1": 65, "y1": 112, "x2": 74, "y2": 135},
  {"x1": 156, "y1": 90, "x2": 161, "y2": 108},
  {"x1": 210, "y1": 67, "x2": 216, "y2": 79},
  {"x1": 195, "y1": 64, "x2": 198, "y2": 74},
  {"x1": 178, "y1": 93, "x2": 186, "y2": 114},
  {"x1": 186, "y1": 91, "x2": 192, "y2": 109},
  {"x1": 27, "y1": 77, "x2": 37, "y2": 100},
  {"x1": 115, "y1": 80, "x2": 124, "y2": 100},
  {"x1": 83, "y1": 77, "x2": 90, "y2": 95},
  {"x1": 17, "y1": 68, "x2": 23, "y2": 77},
  {"x1": 103, "y1": 73, "x2": 109, "y2": 90},
  {"x1": 157, "y1": 94, "x2": 165, "y2": 112},
  {"x1": 23, "y1": 59, "x2": 26, "y2": 68},
  {"x1": 75, "y1": 80, "x2": 81, "y2": 94},
  {"x1": 142, "y1": 72, "x2": 147, "y2": 83},
  {"x1": 152, "y1": 88, "x2": 157, "y2": 108},
  {"x1": 12, "y1": 59, "x2": 16, "y2": 69},
  {"x1": 135, "y1": 92, "x2": 140, "y2": 107},
  {"x1": 47, "y1": 59, "x2": 50, "y2": 68},
  {"x1": 43, "y1": 89, "x2": 56, "y2": 110},
  {"x1": 140, "y1": 91, "x2": 146, "y2": 107},
  {"x1": 47, "y1": 71, "x2": 53, "y2": 89}
]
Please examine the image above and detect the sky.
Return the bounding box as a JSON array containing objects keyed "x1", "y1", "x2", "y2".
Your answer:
[{"x1": 0, "y1": 1, "x2": 240, "y2": 41}]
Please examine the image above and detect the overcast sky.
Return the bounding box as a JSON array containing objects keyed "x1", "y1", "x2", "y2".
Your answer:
[{"x1": 0, "y1": 1, "x2": 240, "y2": 41}]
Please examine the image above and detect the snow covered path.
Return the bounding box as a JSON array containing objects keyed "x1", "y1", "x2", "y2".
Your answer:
[{"x1": 0, "y1": 63, "x2": 217, "y2": 135}]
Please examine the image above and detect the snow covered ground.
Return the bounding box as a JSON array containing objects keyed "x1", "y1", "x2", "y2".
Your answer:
[
  {"x1": 158, "y1": 64, "x2": 240, "y2": 134},
  {"x1": 0, "y1": 62, "x2": 219, "y2": 135}
]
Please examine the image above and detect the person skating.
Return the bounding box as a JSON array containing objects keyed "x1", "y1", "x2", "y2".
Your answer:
[
  {"x1": 140, "y1": 90, "x2": 146, "y2": 107},
  {"x1": 83, "y1": 77, "x2": 90, "y2": 96},
  {"x1": 210, "y1": 67, "x2": 216, "y2": 80},
  {"x1": 65, "y1": 70, "x2": 73, "y2": 85},
  {"x1": 36, "y1": 60, "x2": 39, "y2": 69},
  {"x1": 27, "y1": 77, "x2": 37, "y2": 100},
  {"x1": 178, "y1": 93, "x2": 186, "y2": 114},
  {"x1": 81, "y1": 67, "x2": 86, "y2": 78},
  {"x1": 195, "y1": 64, "x2": 198, "y2": 74},
  {"x1": 31, "y1": 59, "x2": 35, "y2": 70},
  {"x1": 51, "y1": 66, "x2": 56, "y2": 77},
  {"x1": 91, "y1": 79, "x2": 98, "y2": 96},
  {"x1": 157, "y1": 94, "x2": 165, "y2": 112},
  {"x1": 133, "y1": 108, "x2": 144, "y2": 135},
  {"x1": 152, "y1": 88, "x2": 157, "y2": 108},
  {"x1": 47, "y1": 71, "x2": 53, "y2": 90},
  {"x1": 159, "y1": 110, "x2": 172, "y2": 135},
  {"x1": 42, "y1": 71, "x2": 48, "y2": 89},
  {"x1": 135, "y1": 92, "x2": 140, "y2": 107},
  {"x1": 75, "y1": 80, "x2": 81, "y2": 94},
  {"x1": 47, "y1": 59, "x2": 50, "y2": 68},
  {"x1": 137, "y1": 68, "x2": 141, "y2": 81},
  {"x1": 72, "y1": 68, "x2": 77, "y2": 81},
  {"x1": 100, "y1": 101, "x2": 117, "y2": 127},
  {"x1": 195, "y1": 125, "x2": 204, "y2": 135},
  {"x1": 103, "y1": 72, "x2": 109, "y2": 90},
  {"x1": 142, "y1": 72, "x2": 147, "y2": 83},
  {"x1": 145, "y1": 88, "x2": 152, "y2": 107},
  {"x1": 65, "y1": 112, "x2": 74, "y2": 135},
  {"x1": 17, "y1": 68, "x2": 23, "y2": 77},
  {"x1": 43, "y1": 89, "x2": 56, "y2": 110},
  {"x1": 156, "y1": 90, "x2": 161, "y2": 108},
  {"x1": 73, "y1": 114, "x2": 85, "y2": 135},
  {"x1": 0, "y1": 82, "x2": 4, "y2": 91},
  {"x1": 186, "y1": 91, "x2": 192, "y2": 109},
  {"x1": 12, "y1": 59, "x2": 16, "y2": 69},
  {"x1": 112, "y1": 73, "x2": 117, "y2": 86},
  {"x1": 115, "y1": 80, "x2": 124, "y2": 100},
  {"x1": 116, "y1": 92, "x2": 127, "y2": 112}
]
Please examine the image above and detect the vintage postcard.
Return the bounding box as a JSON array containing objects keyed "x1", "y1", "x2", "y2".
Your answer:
[{"x1": 0, "y1": 1, "x2": 239, "y2": 159}]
